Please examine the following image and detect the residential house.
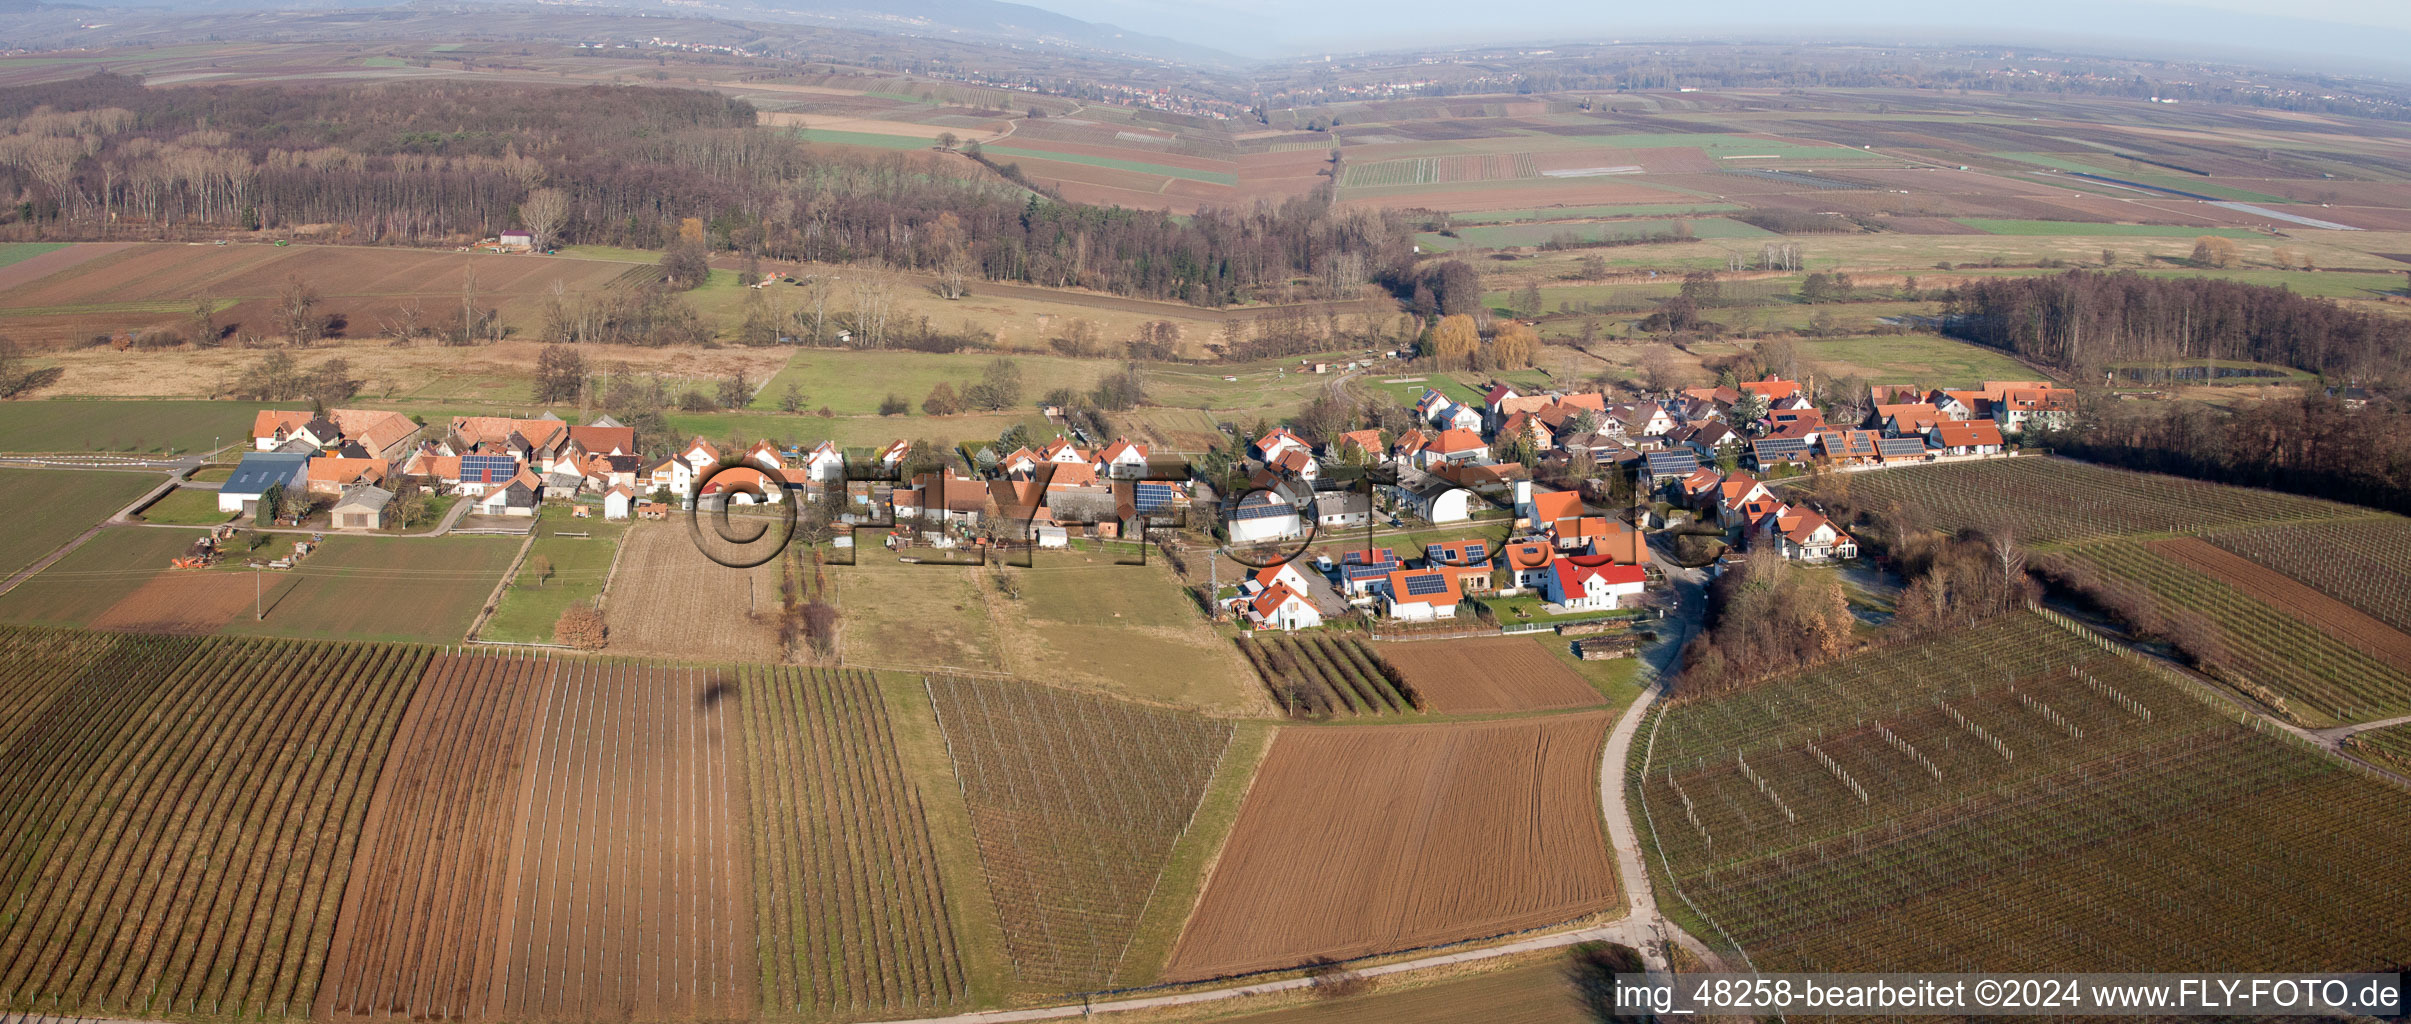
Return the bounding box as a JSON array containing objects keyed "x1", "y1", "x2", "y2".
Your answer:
[
  {"x1": 1499, "y1": 540, "x2": 1558, "y2": 592},
  {"x1": 876, "y1": 439, "x2": 913, "y2": 474},
  {"x1": 893, "y1": 470, "x2": 989, "y2": 526},
  {"x1": 1671, "y1": 421, "x2": 1742, "y2": 461},
  {"x1": 1524, "y1": 488, "x2": 1584, "y2": 534},
  {"x1": 1496, "y1": 411, "x2": 1555, "y2": 452},
  {"x1": 218, "y1": 452, "x2": 311, "y2": 515},
  {"x1": 1426, "y1": 428, "x2": 1489, "y2": 467},
  {"x1": 1678, "y1": 466, "x2": 1725, "y2": 508},
  {"x1": 1990, "y1": 383, "x2": 2076, "y2": 434},
  {"x1": 1270, "y1": 447, "x2": 1321, "y2": 481},
  {"x1": 1254, "y1": 427, "x2": 1313, "y2": 466},
  {"x1": 1246, "y1": 561, "x2": 1316, "y2": 597},
  {"x1": 1562, "y1": 516, "x2": 1645, "y2": 563},
  {"x1": 602, "y1": 484, "x2": 634, "y2": 521},
  {"x1": 1313, "y1": 489, "x2": 1372, "y2": 529},
  {"x1": 1226, "y1": 487, "x2": 1308, "y2": 544},
  {"x1": 1545, "y1": 557, "x2": 1648, "y2": 611},
  {"x1": 1737, "y1": 376, "x2": 1803, "y2": 403},
  {"x1": 1816, "y1": 429, "x2": 1881, "y2": 466},
  {"x1": 306, "y1": 457, "x2": 387, "y2": 497},
  {"x1": 1611, "y1": 402, "x2": 1678, "y2": 441},
  {"x1": 1338, "y1": 547, "x2": 1403, "y2": 600},
  {"x1": 1763, "y1": 507, "x2": 1857, "y2": 561},
  {"x1": 1393, "y1": 429, "x2": 1433, "y2": 466},
  {"x1": 1749, "y1": 437, "x2": 1815, "y2": 472},
  {"x1": 1037, "y1": 437, "x2": 1090, "y2": 465},
  {"x1": 1715, "y1": 474, "x2": 1774, "y2": 528},
  {"x1": 1099, "y1": 439, "x2": 1150, "y2": 479},
  {"x1": 1422, "y1": 539, "x2": 1495, "y2": 595},
  {"x1": 1397, "y1": 472, "x2": 1473, "y2": 524},
  {"x1": 1331, "y1": 429, "x2": 1387, "y2": 466},
  {"x1": 1876, "y1": 436, "x2": 1933, "y2": 464},
  {"x1": 1430, "y1": 401, "x2": 1484, "y2": 434},
  {"x1": 1929, "y1": 420, "x2": 2006, "y2": 457},
  {"x1": 1241, "y1": 583, "x2": 1322, "y2": 631},
  {"x1": 1874, "y1": 403, "x2": 1944, "y2": 438},
  {"x1": 1382, "y1": 567, "x2": 1462, "y2": 622},
  {"x1": 331, "y1": 484, "x2": 394, "y2": 531},
  {"x1": 799, "y1": 441, "x2": 847, "y2": 486}
]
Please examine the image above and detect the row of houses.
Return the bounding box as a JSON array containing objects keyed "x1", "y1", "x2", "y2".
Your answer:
[
  {"x1": 1231, "y1": 480, "x2": 1651, "y2": 630},
  {"x1": 1674, "y1": 468, "x2": 1857, "y2": 562}
]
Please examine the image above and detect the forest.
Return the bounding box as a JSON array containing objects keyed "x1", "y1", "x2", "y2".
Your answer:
[
  {"x1": 0, "y1": 74, "x2": 1411, "y2": 306},
  {"x1": 1945, "y1": 271, "x2": 2410, "y2": 378}
]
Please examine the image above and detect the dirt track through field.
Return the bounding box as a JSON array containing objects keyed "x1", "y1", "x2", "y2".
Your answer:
[
  {"x1": 2149, "y1": 537, "x2": 2411, "y2": 669},
  {"x1": 316, "y1": 654, "x2": 753, "y2": 1022},
  {"x1": 1376, "y1": 636, "x2": 1603, "y2": 713},
  {"x1": 1164, "y1": 714, "x2": 1617, "y2": 981}
]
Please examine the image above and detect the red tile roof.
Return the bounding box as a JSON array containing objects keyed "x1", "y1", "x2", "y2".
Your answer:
[
  {"x1": 1529, "y1": 489, "x2": 1583, "y2": 528},
  {"x1": 1552, "y1": 557, "x2": 1646, "y2": 595},
  {"x1": 1384, "y1": 568, "x2": 1462, "y2": 607},
  {"x1": 1432, "y1": 428, "x2": 1485, "y2": 453}
]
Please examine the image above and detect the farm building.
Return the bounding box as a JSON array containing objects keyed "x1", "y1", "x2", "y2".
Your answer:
[
  {"x1": 218, "y1": 453, "x2": 311, "y2": 515},
  {"x1": 331, "y1": 483, "x2": 394, "y2": 531},
  {"x1": 603, "y1": 484, "x2": 634, "y2": 520},
  {"x1": 473, "y1": 469, "x2": 542, "y2": 516}
]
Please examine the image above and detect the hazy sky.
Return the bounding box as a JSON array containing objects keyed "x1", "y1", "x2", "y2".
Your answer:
[{"x1": 1028, "y1": 0, "x2": 2411, "y2": 68}]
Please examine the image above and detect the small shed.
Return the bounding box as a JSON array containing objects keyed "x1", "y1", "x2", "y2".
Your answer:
[
  {"x1": 603, "y1": 486, "x2": 634, "y2": 521},
  {"x1": 332, "y1": 483, "x2": 395, "y2": 531}
]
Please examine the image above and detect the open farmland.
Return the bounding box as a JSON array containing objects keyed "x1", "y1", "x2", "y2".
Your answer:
[
  {"x1": 0, "y1": 401, "x2": 259, "y2": 453},
  {"x1": 1236, "y1": 634, "x2": 1418, "y2": 717},
  {"x1": 1825, "y1": 458, "x2": 2411, "y2": 725},
  {"x1": 2205, "y1": 517, "x2": 2411, "y2": 633},
  {"x1": 477, "y1": 518, "x2": 625, "y2": 644},
  {"x1": 1637, "y1": 611, "x2": 2411, "y2": 973},
  {"x1": 1211, "y1": 956, "x2": 1588, "y2": 1024},
  {"x1": 1375, "y1": 635, "x2": 1605, "y2": 714},
  {"x1": 0, "y1": 468, "x2": 159, "y2": 577},
  {"x1": 218, "y1": 535, "x2": 522, "y2": 643},
  {"x1": 0, "y1": 631, "x2": 424, "y2": 1019},
  {"x1": 1165, "y1": 714, "x2": 1617, "y2": 981},
  {"x1": 739, "y1": 665, "x2": 967, "y2": 1017},
  {"x1": 1827, "y1": 457, "x2": 2363, "y2": 546},
  {"x1": 601, "y1": 522, "x2": 787, "y2": 661},
  {"x1": 0, "y1": 242, "x2": 641, "y2": 352},
  {"x1": 2068, "y1": 540, "x2": 2411, "y2": 726},
  {"x1": 318, "y1": 653, "x2": 752, "y2": 1021},
  {"x1": 924, "y1": 674, "x2": 1232, "y2": 990}
]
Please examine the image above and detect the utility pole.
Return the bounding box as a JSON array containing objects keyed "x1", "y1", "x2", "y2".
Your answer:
[{"x1": 254, "y1": 564, "x2": 262, "y2": 620}]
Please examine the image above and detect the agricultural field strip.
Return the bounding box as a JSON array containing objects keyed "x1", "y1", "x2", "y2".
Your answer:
[
  {"x1": 924, "y1": 674, "x2": 1231, "y2": 991},
  {"x1": 1638, "y1": 612, "x2": 2411, "y2": 971},
  {"x1": 1234, "y1": 634, "x2": 1418, "y2": 717},
  {"x1": 0, "y1": 632, "x2": 422, "y2": 1019},
  {"x1": 740, "y1": 665, "x2": 963, "y2": 1016}
]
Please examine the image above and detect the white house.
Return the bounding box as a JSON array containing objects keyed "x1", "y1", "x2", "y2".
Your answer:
[
  {"x1": 1545, "y1": 558, "x2": 1648, "y2": 611},
  {"x1": 1255, "y1": 427, "x2": 1313, "y2": 466},
  {"x1": 1099, "y1": 439, "x2": 1151, "y2": 479},
  {"x1": 800, "y1": 441, "x2": 847, "y2": 486},
  {"x1": 1338, "y1": 547, "x2": 1403, "y2": 599},
  {"x1": 1247, "y1": 561, "x2": 1316, "y2": 596},
  {"x1": 1424, "y1": 429, "x2": 1490, "y2": 468},
  {"x1": 602, "y1": 484, "x2": 634, "y2": 520},
  {"x1": 1314, "y1": 490, "x2": 1372, "y2": 529},
  {"x1": 1397, "y1": 474, "x2": 1473, "y2": 524},
  {"x1": 1430, "y1": 402, "x2": 1484, "y2": 434},
  {"x1": 1382, "y1": 567, "x2": 1461, "y2": 621},
  {"x1": 1226, "y1": 488, "x2": 1307, "y2": 544},
  {"x1": 1764, "y1": 508, "x2": 1858, "y2": 562},
  {"x1": 473, "y1": 469, "x2": 542, "y2": 516},
  {"x1": 1241, "y1": 582, "x2": 1322, "y2": 631},
  {"x1": 877, "y1": 439, "x2": 912, "y2": 473}
]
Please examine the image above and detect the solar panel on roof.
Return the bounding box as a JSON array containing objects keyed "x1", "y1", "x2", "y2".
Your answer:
[
  {"x1": 1755, "y1": 438, "x2": 1810, "y2": 456},
  {"x1": 1402, "y1": 573, "x2": 1449, "y2": 596},
  {"x1": 1645, "y1": 452, "x2": 1699, "y2": 475},
  {"x1": 462, "y1": 455, "x2": 517, "y2": 483},
  {"x1": 1464, "y1": 542, "x2": 1486, "y2": 560},
  {"x1": 1878, "y1": 438, "x2": 1928, "y2": 456}
]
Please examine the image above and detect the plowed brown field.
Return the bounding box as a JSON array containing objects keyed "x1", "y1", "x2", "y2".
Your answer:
[
  {"x1": 2148, "y1": 537, "x2": 2411, "y2": 668},
  {"x1": 88, "y1": 571, "x2": 257, "y2": 634},
  {"x1": 1163, "y1": 714, "x2": 1617, "y2": 980},
  {"x1": 602, "y1": 523, "x2": 785, "y2": 662},
  {"x1": 316, "y1": 653, "x2": 753, "y2": 1022},
  {"x1": 1376, "y1": 636, "x2": 1601, "y2": 713}
]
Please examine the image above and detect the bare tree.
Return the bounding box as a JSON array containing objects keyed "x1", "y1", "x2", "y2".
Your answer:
[
  {"x1": 520, "y1": 186, "x2": 569, "y2": 250},
  {"x1": 846, "y1": 262, "x2": 896, "y2": 347},
  {"x1": 936, "y1": 245, "x2": 974, "y2": 300},
  {"x1": 277, "y1": 276, "x2": 323, "y2": 346}
]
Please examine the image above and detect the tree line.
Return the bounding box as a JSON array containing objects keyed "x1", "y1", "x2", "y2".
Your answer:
[
  {"x1": 0, "y1": 74, "x2": 1413, "y2": 308},
  {"x1": 1946, "y1": 271, "x2": 2408, "y2": 378}
]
